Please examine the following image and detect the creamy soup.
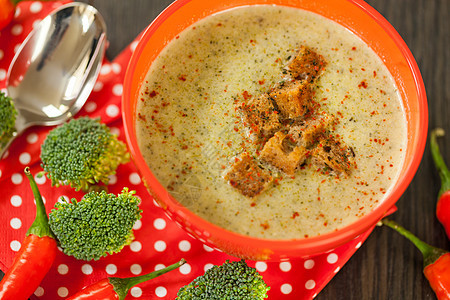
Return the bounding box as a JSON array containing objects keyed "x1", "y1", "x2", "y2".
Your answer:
[{"x1": 136, "y1": 5, "x2": 407, "y2": 239}]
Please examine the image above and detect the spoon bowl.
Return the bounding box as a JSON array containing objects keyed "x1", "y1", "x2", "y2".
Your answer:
[{"x1": 2, "y1": 2, "x2": 107, "y2": 157}]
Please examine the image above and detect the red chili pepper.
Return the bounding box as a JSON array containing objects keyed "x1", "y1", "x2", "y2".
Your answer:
[
  {"x1": 0, "y1": 0, "x2": 58, "y2": 31},
  {"x1": 67, "y1": 259, "x2": 186, "y2": 300},
  {"x1": 0, "y1": 0, "x2": 15, "y2": 31},
  {"x1": 383, "y1": 219, "x2": 450, "y2": 300},
  {"x1": 0, "y1": 167, "x2": 57, "y2": 300},
  {"x1": 430, "y1": 128, "x2": 450, "y2": 239},
  {"x1": 425, "y1": 253, "x2": 450, "y2": 300}
]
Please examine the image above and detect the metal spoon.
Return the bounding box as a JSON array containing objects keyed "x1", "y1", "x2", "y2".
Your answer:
[{"x1": 2, "y1": 2, "x2": 107, "y2": 158}]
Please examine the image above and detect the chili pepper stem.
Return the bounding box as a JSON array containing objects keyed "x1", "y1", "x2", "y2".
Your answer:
[
  {"x1": 430, "y1": 128, "x2": 450, "y2": 198},
  {"x1": 382, "y1": 219, "x2": 447, "y2": 267},
  {"x1": 110, "y1": 258, "x2": 186, "y2": 300},
  {"x1": 24, "y1": 167, "x2": 55, "y2": 239}
]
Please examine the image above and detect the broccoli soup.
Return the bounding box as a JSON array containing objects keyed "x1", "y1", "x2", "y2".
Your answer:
[{"x1": 136, "y1": 5, "x2": 407, "y2": 239}]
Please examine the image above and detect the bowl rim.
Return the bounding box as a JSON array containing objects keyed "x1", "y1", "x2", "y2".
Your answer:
[{"x1": 123, "y1": 0, "x2": 428, "y2": 256}]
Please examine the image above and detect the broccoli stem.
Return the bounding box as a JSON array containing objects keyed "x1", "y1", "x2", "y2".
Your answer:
[
  {"x1": 24, "y1": 167, "x2": 55, "y2": 239},
  {"x1": 110, "y1": 259, "x2": 186, "y2": 300}
]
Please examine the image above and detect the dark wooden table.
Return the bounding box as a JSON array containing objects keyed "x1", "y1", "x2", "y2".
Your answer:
[{"x1": 54, "y1": 0, "x2": 450, "y2": 299}]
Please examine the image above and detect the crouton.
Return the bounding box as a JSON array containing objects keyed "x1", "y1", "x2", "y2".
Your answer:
[
  {"x1": 225, "y1": 153, "x2": 273, "y2": 197},
  {"x1": 260, "y1": 131, "x2": 307, "y2": 175},
  {"x1": 288, "y1": 45, "x2": 327, "y2": 81},
  {"x1": 288, "y1": 114, "x2": 335, "y2": 147},
  {"x1": 269, "y1": 80, "x2": 312, "y2": 119},
  {"x1": 238, "y1": 93, "x2": 282, "y2": 140},
  {"x1": 311, "y1": 135, "x2": 356, "y2": 175}
]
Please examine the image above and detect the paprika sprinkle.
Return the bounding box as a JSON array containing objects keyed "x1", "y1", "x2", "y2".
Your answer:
[
  {"x1": 382, "y1": 219, "x2": 450, "y2": 300},
  {"x1": 0, "y1": 167, "x2": 57, "y2": 300},
  {"x1": 67, "y1": 258, "x2": 186, "y2": 300},
  {"x1": 430, "y1": 128, "x2": 450, "y2": 239}
]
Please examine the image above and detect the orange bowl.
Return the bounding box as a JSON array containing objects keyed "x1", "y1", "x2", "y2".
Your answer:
[{"x1": 123, "y1": 0, "x2": 427, "y2": 260}]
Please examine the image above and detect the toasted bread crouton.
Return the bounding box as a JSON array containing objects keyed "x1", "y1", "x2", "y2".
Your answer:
[
  {"x1": 260, "y1": 131, "x2": 307, "y2": 175},
  {"x1": 269, "y1": 81, "x2": 312, "y2": 119},
  {"x1": 288, "y1": 45, "x2": 327, "y2": 81},
  {"x1": 225, "y1": 153, "x2": 273, "y2": 197},
  {"x1": 238, "y1": 94, "x2": 282, "y2": 140},
  {"x1": 288, "y1": 114, "x2": 335, "y2": 147},
  {"x1": 311, "y1": 135, "x2": 356, "y2": 175}
]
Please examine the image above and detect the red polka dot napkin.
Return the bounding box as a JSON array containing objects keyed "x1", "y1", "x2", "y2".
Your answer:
[{"x1": 0, "y1": 2, "x2": 375, "y2": 299}]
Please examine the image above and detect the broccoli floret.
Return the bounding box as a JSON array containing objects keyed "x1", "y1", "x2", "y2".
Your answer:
[
  {"x1": 40, "y1": 117, "x2": 129, "y2": 191},
  {"x1": 0, "y1": 91, "x2": 17, "y2": 147},
  {"x1": 176, "y1": 259, "x2": 270, "y2": 299},
  {"x1": 48, "y1": 188, "x2": 142, "y2": 261}
]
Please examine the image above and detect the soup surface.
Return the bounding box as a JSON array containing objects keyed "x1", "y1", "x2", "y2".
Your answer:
[{"x1": 136, "y1": 5, "x2": 407, "y2": 239}]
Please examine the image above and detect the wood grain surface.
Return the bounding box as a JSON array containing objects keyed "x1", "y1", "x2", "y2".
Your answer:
[{"x1": 10, "y1": 0, "x2": 450, "y2": 299}]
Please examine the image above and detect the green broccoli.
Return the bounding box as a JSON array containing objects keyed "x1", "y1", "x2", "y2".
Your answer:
[
  {"x1": 176, "y1": 259, "x2": 270, "y2": 299},
  {"x1": 48, "y1": 187, "x2": 142, "y2": 261},
  {"x1": 0, "y1": 91, "x2": 17, "y2": 148},
  {"x1": 40, "y1": 117, "x2": 129, "y2": 191}
]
